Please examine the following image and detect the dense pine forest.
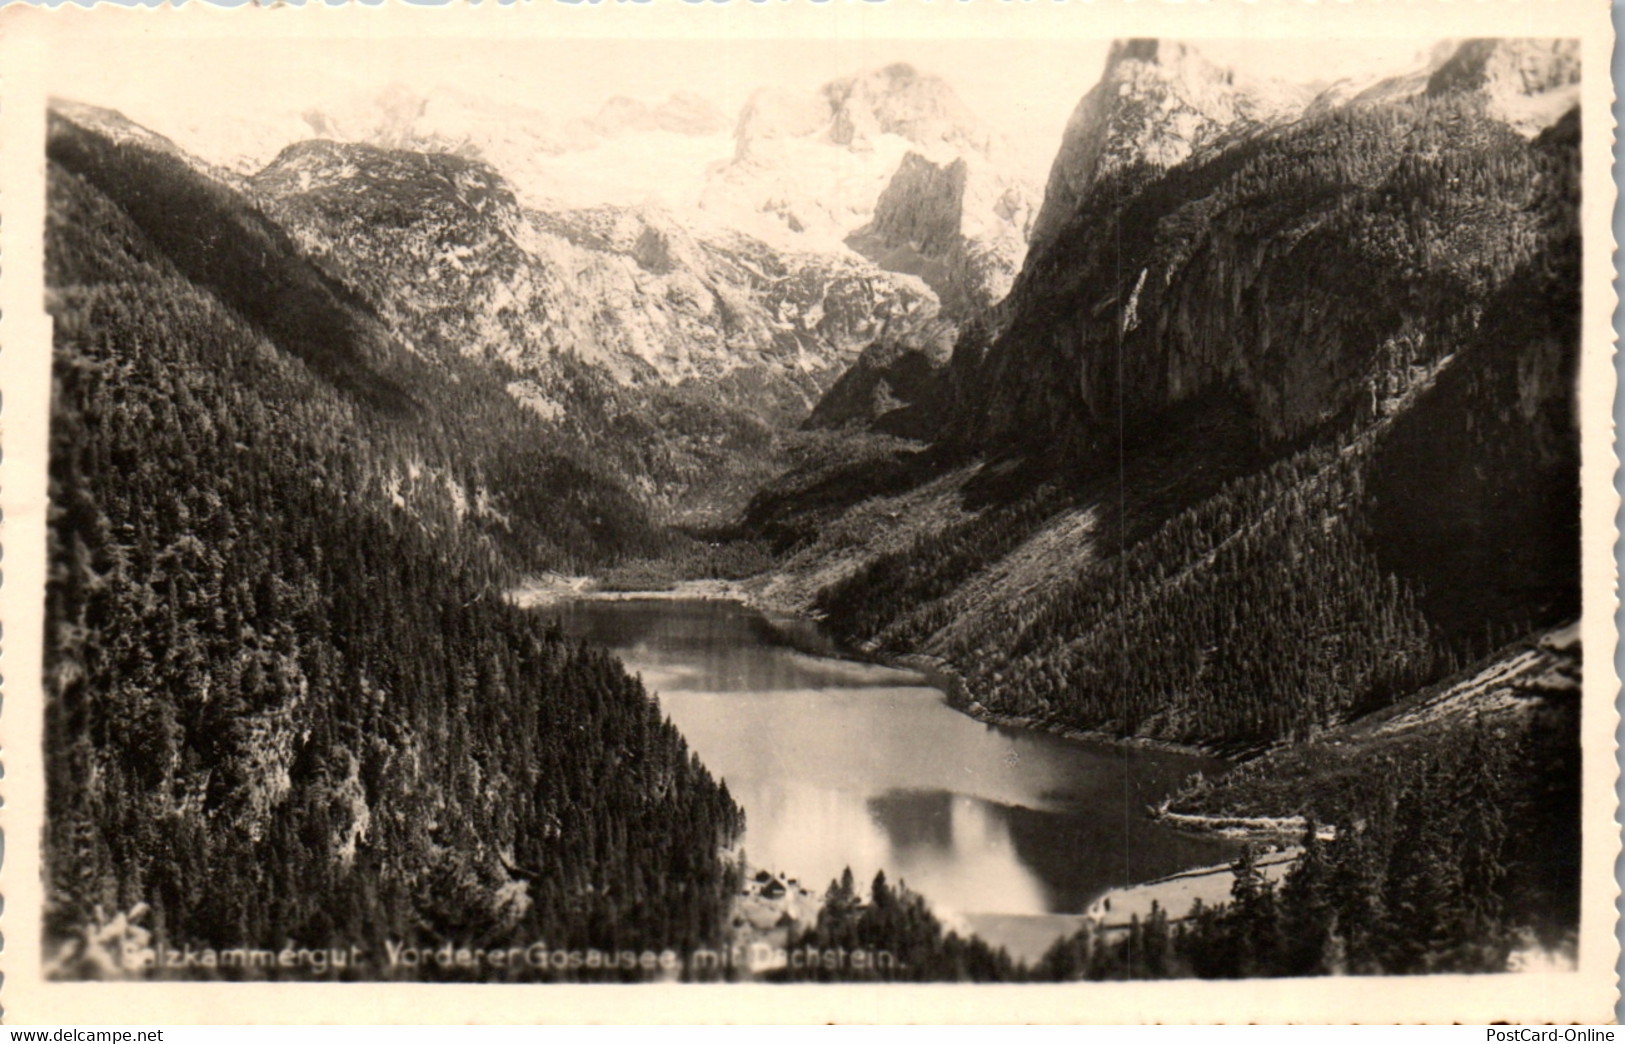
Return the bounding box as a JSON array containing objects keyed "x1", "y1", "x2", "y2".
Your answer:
[
  {"x1": 780, "y1": 651, "x2": 1577, "y2": 981},
  {"x1": 768, "y1": 869, "x2": 1020, "y2": 983},
  {"x1": 1043, "y1": 709, "x2": 1577, "y2": 979},
  {"x1": 43, "y1": 110, "x2": 743, "y2": 979}
]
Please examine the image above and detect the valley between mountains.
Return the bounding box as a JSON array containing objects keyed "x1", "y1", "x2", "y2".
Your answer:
[{"x1": 42, "y1": 37, "x2": 1582, "y2": 981}]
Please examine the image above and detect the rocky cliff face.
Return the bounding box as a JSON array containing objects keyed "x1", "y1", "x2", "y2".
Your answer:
[
  {"x1": 803, "y1": 307, "x2": 961, "y2": 439},
  {"x1": 252, "y1": 138, "x2": 942, "y2": 404},
  {"x1": 1027, "y1": 40, "x2": 1308, "y2": 259},
  {"x1": 844, "y1": 150, "x2": 1034, "y2": 317},
  {"x1": 247, "y1": 133, "x2": 960, "y2": 515},
  {"x1": 703, "y1": 64, "x2": 1035, "y2": 313},
  {"x1": 50, "y1": 100, "x2": 950, "y2": 518},
  {"x1": 1425, "y1": 38, "x2": 1581, "y2": 136},
  {"x1": 946, "y1": 37, "x2": 1580, "y2": 455},
  {"x1": 83, "y1": 59, "x2": 1037, "y2": 394},
  {"x1": 758, "y1": 40, "x2": 1581, "y2": 758}
]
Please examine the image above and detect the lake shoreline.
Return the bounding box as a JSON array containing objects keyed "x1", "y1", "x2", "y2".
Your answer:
[
  {"x1": 528, "y1": 582, "x2": 1255, "y2": 962},
  {"x1": 514, "y1": 575, "x2": 1234, "y2": 765},
  {"x1": 882, "y1": 650, "x2": 1229, "y2": 763}
]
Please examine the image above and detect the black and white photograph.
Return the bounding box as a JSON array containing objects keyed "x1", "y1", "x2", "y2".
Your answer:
[{"x1": 1, "y1": 0, "x2": 1615, "y2": 1024}]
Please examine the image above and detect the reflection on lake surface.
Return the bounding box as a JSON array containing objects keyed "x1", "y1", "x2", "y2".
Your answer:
[{"x1": 550, "y1": 597, "x2": 1238, "y2": 961}]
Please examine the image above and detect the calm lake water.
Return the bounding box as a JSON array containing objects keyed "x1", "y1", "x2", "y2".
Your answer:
[{"x1": 550, "y1": 597, "x2": 1238, "y2": 962}]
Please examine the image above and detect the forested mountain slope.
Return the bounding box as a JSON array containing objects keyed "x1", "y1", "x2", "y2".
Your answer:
[
  {"x1": 48, "y1": 102, "x2": 671, "y2": 570},
  {"x1": 753, "y1": 39, "x2": 1581, "y2": 752},
  {"x1": 43, "y1": 104, "x2": 744, "y2": 977},
  {"x1": 735, "y1": 38, "x2": 1584, "y2": 977},
  {"x1": 1043, "y1": 625, "x2": 1580, "y2": 979}
]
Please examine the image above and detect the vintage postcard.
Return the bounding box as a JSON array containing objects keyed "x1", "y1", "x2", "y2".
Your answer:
[{"x1": 0, "y1": 0, "x2": 1615, "y2": 1024}]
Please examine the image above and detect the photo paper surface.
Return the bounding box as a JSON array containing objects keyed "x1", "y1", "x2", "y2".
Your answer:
[{"x1": 0, "y1": 0, "x2": 1615, "y2": 1023}]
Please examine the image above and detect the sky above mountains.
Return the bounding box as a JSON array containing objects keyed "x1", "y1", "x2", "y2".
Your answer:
[{"x1": 51, "y1": 35, "x2": 1431, "y2": 186}]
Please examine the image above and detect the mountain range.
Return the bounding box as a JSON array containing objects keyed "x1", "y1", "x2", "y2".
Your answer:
[
  {"x1": 761, "y1": 36, "x2": 1579, "y2": 744},
  {"x1": 41, "y1": 36, "x2": 1584, "y2": 978}
]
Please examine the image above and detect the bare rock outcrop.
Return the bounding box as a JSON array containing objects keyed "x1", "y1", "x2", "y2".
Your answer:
[
  {"x1": 1426, "y1": 38, "x2": 1581, "y2": 137},
  {"x1": 1029, "y1": 39, "x2": 1306, "y2": 259},
  {"x1": 252, "y1": 139, "x2": 944, "y2": 403}
]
